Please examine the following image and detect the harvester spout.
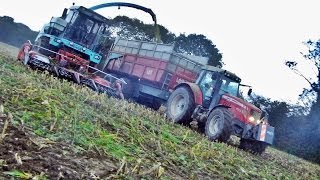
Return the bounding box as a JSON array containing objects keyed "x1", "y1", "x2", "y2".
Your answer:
[{"x1": 89, "y1": 2, "x2": 161, "y2": 42}]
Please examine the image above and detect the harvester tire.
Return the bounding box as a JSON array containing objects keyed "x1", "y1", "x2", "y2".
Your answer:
[
  {"x1": 166, "y1": 86, "x2": 194, "y2": 124},
  {"x1": 239, "y1": 139, "x2": 268, "y2": 155},
  {"x1": 205, "y1": 108, "x2": 232, "y2": 142}
]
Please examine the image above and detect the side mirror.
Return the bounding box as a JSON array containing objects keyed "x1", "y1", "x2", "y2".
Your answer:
[
  {"x1": 248, "y1": 88, "x2": 252, "y2": 96},
  {"x1": 61, "y1": 8, "x2": 68, "y2": 19}
]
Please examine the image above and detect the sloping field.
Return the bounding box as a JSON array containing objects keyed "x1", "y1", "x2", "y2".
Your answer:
[{"x1": 0, "y1": 42, "x2": 319, "y2": 179}]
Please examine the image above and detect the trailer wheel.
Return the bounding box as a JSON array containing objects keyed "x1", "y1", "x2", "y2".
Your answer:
[
  {"x1": 166, "y1": 86, "x2": 194, "y2": 124},
  {"x1": 150, "y1": 100, "x2": 162, "y2": 111},
  {"x1": 121, "y1": 77, "x2": 134, "y2": 99},
  {"x1": 205, "y1": 108, "x2": 232, "y2": 142},
  {"x1": 239, "y1": 139, "x2": 268, "y2": 155}
]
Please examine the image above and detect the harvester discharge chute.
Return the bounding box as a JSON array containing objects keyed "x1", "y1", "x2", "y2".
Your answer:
[{"x1": 89, "y1": 2, "x2": 161, "y2": 42}]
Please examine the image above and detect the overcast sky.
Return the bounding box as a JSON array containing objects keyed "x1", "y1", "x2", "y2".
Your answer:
[{"x1": 1, "y1": 0, "x2": 319, "y2": 103}]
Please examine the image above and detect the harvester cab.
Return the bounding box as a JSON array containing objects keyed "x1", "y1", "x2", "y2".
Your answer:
[
  {"x1": 166, "y1": 65, "x2": 275, "y2": 154},
  {"x1": 35, "y1": 6, "x2": 109, "y2": 66}
]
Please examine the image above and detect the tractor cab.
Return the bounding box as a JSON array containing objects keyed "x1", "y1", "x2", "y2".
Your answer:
[
  {"x1": 197, "y1": 66, "x2": 241, "y2": 108},
  {"x1": 166, "y1": 65, "x2": 275, "y2": 154}
]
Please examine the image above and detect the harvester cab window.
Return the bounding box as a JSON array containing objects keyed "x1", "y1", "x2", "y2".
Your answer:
[
  {"x1": 83, "y1": 19, "x2": 94, "y2": 33},
  {"x1": 65, "y1": 10, "x2": 75, "y2": 23}
]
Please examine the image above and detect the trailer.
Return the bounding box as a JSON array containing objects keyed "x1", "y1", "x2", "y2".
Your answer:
[{"x1": 103, "y1": 37, "x2": 208, "y2": 109}]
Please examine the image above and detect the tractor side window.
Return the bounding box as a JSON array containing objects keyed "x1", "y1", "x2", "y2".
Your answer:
[
  {"x1": 219, "y1": 78, "x2": 239, "y2": 97},
  {"x1": 199, "y1": 72, "x2": 216, "y2": 97},
  {"x1": 228, "y1": 81, "x2": 239, "y2": 96}
]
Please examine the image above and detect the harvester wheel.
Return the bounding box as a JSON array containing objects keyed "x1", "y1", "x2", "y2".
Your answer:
[
  {"x1": 239, "y1": 139, "x2": 268, "y2": 155},
  {"x1": 205, "y1": 107, "x2": 232, "y2": 142},
  {"x1": 166, "y1": 86, "x2": 194, "y2": 124}
]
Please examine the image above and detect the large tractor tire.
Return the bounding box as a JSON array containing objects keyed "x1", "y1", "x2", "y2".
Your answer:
[
  {"x1": 239, "y1": 139, "x2": 268, "y2": 155},
  {"x1": 166, "y1": 86, "x2": 195, "y2": 124},
  {"x1": 205, "y1": 107, "x2": 232, "y2": 142}
]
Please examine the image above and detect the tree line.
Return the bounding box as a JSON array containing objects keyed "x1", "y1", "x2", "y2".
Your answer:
[{"x1": 0, "y1": 16, "x2": 38, "y2": 48}]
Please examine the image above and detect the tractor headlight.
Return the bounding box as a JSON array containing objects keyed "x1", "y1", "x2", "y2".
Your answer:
[
  {"x1": 54, "y1": 38, "x2": 61, "y2": 43},
  {"x1": 94, "y1": 55, "x2": 101, "y2": 60},
  {"x1": 249, "y1": 116, "x2": 255, "y2": 122},
  {"x1": 57, "y1": 39, "x2": 61, "y2": 43}
]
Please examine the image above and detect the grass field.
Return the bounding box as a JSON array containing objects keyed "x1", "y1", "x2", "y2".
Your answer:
[{"x1": 0, "y1": 42, "x2": 319, "y2": 179}]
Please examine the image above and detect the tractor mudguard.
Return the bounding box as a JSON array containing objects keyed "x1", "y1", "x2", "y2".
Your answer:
[{"x1": 174, "y1": 82, "x2": 203, "y2": 105}]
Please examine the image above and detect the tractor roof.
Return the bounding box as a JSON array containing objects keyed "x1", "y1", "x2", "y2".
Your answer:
[{"x1": 202, "y1": 65, "x2": 241, "y2": 82}]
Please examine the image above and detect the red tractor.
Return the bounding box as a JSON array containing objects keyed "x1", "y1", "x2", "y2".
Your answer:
[{"x1": 166, "y1": 65, "x2": 275, "y2": 154}]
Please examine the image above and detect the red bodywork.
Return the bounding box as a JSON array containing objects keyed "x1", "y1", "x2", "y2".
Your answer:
[
  {"x1": 107, "y1": 53, "x2": 199, "y2": 89},
  {"x1": 17, "y1": 42, "x2": 32, "y2": 60},
  {"x1": 219, "y1": 94, "x2": 261, "y2": 125},
  {"x1": 92, "y1": 75, "x2": 111, "y2": 87},
  {"x1": 56, "y1": 49, "x2": 89, "y2": 67},
  {"x1": 176, "y1": 82, "x2": 203, "y2": 105}
]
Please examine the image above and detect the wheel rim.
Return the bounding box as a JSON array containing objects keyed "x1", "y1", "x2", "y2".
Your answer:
[
  {"x1": 170, "y1": 94, "x2": 186, "y2": 118},
  {"x1": 208, "y1": 114, "x2": 221, "y2": 136}
]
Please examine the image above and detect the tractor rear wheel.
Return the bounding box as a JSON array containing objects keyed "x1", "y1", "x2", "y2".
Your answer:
[
  {"x1": 239, "y1": 139, "x2": 268, "y2": 155},
  {"x1": 166, "y1": 87, "x2": 195, "y2": 124},
  {"x1": 205, "y1": 107, "x2": 232, "y2": 142}
]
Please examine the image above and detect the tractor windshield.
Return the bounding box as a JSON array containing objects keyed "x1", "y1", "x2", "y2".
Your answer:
[
  {"x1": 63, "y1": 10, "x2": 103, "y2": 49},
  {"x1": 219, "y1": 77, "x2": 239, "y2": 97}
]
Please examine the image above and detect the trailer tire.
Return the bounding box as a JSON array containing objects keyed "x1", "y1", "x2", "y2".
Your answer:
[
  {"x1": 121, "y1": 77, "x2": 134, "y2": 99},
  {"x1": 150, "y1": 100, "x2": 162, "y2": 111},
  {"x1": 205, "y1": 108, "x2": 232, "y2": 142},
  {"x1": 239, "y1": 139, "x2": 268, "y2": 155},
  {"x1": 166, "y1": 86, "x2": 194, "y2": 124}
]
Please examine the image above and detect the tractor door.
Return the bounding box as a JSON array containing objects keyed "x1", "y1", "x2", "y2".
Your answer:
[{"x1": 198, "y1": 71, "x2": 220, "y2": 108}]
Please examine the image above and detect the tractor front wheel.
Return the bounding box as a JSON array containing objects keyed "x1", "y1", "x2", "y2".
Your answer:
[
  {"x1": 205, "y1": 108, "x2": 232, "y2": 142},
  {"x1": 239, "y1": 139, "x2": 268, "y2": 155},
  {"x1": 166, "y1": 86, "x2": 195, "y2": 124}
]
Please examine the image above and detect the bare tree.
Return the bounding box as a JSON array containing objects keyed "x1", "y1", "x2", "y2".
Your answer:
[{"x1": 285, "y1": 40, "x2": 320, "y2": 114}]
